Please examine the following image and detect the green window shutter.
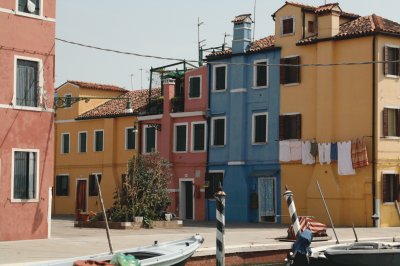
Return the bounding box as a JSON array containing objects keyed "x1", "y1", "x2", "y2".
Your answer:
[
  {"x1": 146, "y1": 127, "x2": 156, "y2": 153},
  {"x1": 254, "y1": 114, "x2": 267, "y2": 143},
  {"x1": 89, "y1": 174, "x2": 101, "y2": 196},
  {"x1": 213, "y1": 119, "x2": 225, "y2": 146},
  {"x1": 383, "y1": 108, "x2": 389, "y2": 137},
  {"x1": 215, "y1": 66, "x2": 226, "y2": 90},
  {"x1": 295, "y1": 114, "x2": 302, "y2": 139},
  {"x1": 175, "y1": 125, "x2": 187, "y2": 152},
  {"x1": 193, "y1": 123, "x2": 205, "y2": 151},
  {"x1": 280, "y1": 59, "x2": 285, "y2": 85},
  {"x1": 384, "y1": 46, "x2": 389, "y2": 75},
  {"x1": 256, "y1": 62, "x2": 267, "y2": 87},
  {"x1": 16, "y1": 59, "x2": 38, "y2": 107},
  {"x1": 126, "y1": 128, "x2": 135, "y2": 150},
  {"x1": 189, "y1": 77, "x2": 201, "y2": 98},
  {"x1": 63, "y1": 134, "x2": 69, "y2": 154},
  {"x1": 95, "y1": 131, "x2": 103, "y2": 151},
  {"x1": 79, "y1": 132, "x2": 87, "y2": 153}
]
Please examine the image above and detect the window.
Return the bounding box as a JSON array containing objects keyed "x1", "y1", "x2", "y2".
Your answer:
[
  {"x1": 144, "y1": 126, "x2": 156, "y2": 153},
  {"x1": 189, "y1": 76, "x2": 201, "y2": 98},
  {"x1": 64, "y1": 94, "x2": 72, "y2": 108},
  {"x1": 192, "y1": 122, "x2": 206, "y2": 152},
  {"x1": 281, "y1": 17, "x2": 294, "y2": 35},
  {"x1": 382, "y1": 173, "x2": 399, "y2": 203},
  {"x1": 280, "y1": 56, "x2": 301, "y2": 85},
  {"x1": 94, "y1": 130, "x2": 104, "y2": 152},
  {"x1": 213, "y1": 65, "x2": 226, "y2": 91},
  {"x1": 12, "y1": 150, "x2": 38, "y2": 200},
  {"x1": 89, "y1": 174, "x2": 102, "y2": 196},
  {"x1": 254, "y1": 60, "x2": 268, "y2": 87},
  {"x1": 384, "y1": 46, "x2": 400, "y2": 77},
  {"x1": 205, "y1": 172, "x2": 224, "y2": 199},
  {"x1": 279, "y1": 114, "x2": 301, "y2": 140},
  {"x1": 61, "y1": 133, "x2": 70, "y2": 154},
  {"x1": 212, "y1": 117, "x2": 226, "y2": 146},
  {"x1": 18, "y1": 0, "x2": 40, "y2": 15},
  {"x1": 253, "y1": 113, "x2": 268, "y2": 144},
  {"x1": 174, "y1": 124, "x2": 187, "y2": 152},
  {"x1": 383, "y1": 108, "x2": 400, "y2": 137},
  {"x1": 125, "y1": 127, "x2": 136, "y2": 150},
  {"x1": 56, "y1": 175, "x2": 69, "y2": 196},
  {"x1": 308, "y1": 21, "x2": 315, "y2": 33},
  {"x1": 78, "y1": 132, "x2": 87, "y2": 153},
  {"x1": 16, "y1": 59, "x2": 39, "y2": 107}
]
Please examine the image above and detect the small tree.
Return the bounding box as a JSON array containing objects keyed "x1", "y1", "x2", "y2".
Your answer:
[{"x1": 110, "y1": 153, "x2": 171, "y2": 222}]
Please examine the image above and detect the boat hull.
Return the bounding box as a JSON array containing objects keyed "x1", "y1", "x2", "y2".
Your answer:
[{"x1": 32, "y1": 235, "x2": 204, "y2": 266}]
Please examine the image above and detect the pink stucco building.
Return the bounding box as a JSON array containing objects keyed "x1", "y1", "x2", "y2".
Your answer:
[
  {"x1": 138, "y1": 66, "x2": 208, "y2": 220},
  {"x1": 0, "y1": 0, "x2": 56, "y2": 240}
]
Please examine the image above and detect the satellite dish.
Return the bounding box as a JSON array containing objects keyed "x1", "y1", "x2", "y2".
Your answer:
[{"x1": 27, "y1": 0, "x2": 36, "y2": 13}]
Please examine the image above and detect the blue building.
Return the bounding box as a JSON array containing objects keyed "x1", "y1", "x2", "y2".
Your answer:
[{"x1": 205, "y1": 14, "x2": 281, "y2": 223}]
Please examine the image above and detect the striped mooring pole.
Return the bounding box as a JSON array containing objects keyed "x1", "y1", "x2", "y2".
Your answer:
[
  {"x1": 215, "y1": 187, "x2": 226, "y2": 266},
  {"x1": 283, "y1": 185, "x2": 301, "y2": 237}
]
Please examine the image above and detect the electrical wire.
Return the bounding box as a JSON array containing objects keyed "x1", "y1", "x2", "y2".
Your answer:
[
  {"x1": 56, "y1": 38, "x2": 198, "y2": 63},
  {"x1": 55, "y1": 37, "x2": 400, "y2": 68}
]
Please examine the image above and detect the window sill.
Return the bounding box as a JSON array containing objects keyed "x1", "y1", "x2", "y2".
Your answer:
[
  {"x1": 188, "y1": 97, "x2": 201, "y2": 100},
  {"x1": 211, "y1": 145, "x2": 225, "y2": 148},
  {"x1": 381, "y1": 136, "x2": 400, "y2": 140},
  {"x1": 212, "y1": 89, "x2": 227, "y2": 93},
  {"x1": 173, "y1": 151, "x2": 188, "y2": 154},
  {"x1": 252, "y1": 86, "x2": 268, "y2": 90},
  {"x1": 252, "y1": 142, "x2": 268, "y2": 145},
  {"x1": 15, "y1": 11, "x2": 45, "y2": 21},
  {"x1": 383, "y1": 202, "x2": 395, "y2": 205},
  {"x1": 281, "y1": 32, "x2": 295, "y2": 37},
  {"x1": 12, "y1": 105, "x2": 44, "y2": 112},
  {"x1": 283, "y1": 83, "x2": 300, "y2": 87},
  {"x1": 384, "y1": 74, "x2": 400, "y2": 79},
  {"x1": 11, "y1": 198, "x2": 39, "y2": 203},
  {"x1": 191, "y1": 150, "x2": 206, "y2": 153}
]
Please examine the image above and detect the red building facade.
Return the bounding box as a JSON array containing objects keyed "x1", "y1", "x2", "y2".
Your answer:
[{"x1": 0, "y1": 0, "x2": 56, "y2": 240}]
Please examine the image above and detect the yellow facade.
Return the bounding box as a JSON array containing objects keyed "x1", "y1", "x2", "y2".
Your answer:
[
  {"x1": 275, "y1": 3, "x2": 400, "y2": 227},
  {"x1": 55, "y1": 83, "x2": 138, "y2": 214}
]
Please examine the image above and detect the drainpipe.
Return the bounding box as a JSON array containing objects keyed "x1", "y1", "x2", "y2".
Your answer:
[
  {"x1": 206, "y1": 62, "x2": 212, "y2": 221},
  {"x1": 301, "y1": 9, "x2": 305, "y2": 39},
  {"x1": 372, "y1": 34, "x2": 378, "y2": 227}
]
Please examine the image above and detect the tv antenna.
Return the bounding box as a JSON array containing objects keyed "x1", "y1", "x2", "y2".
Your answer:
[{"x1": 197, "y1": 17, "x2": 206, "y2": 66}]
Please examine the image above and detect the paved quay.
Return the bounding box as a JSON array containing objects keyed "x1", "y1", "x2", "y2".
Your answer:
[{"x1": 1, "y1": 217, "x2": 400, "y2": 265}]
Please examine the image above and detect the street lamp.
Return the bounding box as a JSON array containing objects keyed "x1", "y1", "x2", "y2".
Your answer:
[{"x1": 54, "y1": 96, "x2": 134, "y2": 114}]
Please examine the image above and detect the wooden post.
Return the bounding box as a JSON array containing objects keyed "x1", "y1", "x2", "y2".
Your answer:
[{"x1": 96, "y1": 175, "x2": 113, "y2": 254}]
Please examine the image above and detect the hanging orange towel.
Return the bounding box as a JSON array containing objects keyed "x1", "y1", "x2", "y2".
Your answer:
[{"x1": 352, "y1": 138, "x2": 369, "y2": 169}]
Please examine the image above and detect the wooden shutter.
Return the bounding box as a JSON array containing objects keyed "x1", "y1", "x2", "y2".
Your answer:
[
  {"x1": 295, "y1": 56, "x2": 301, "y2": 83},
  {"x1": 395, "y1": 174, "x2": 400, "y2": 202},
  {"x1": 383, "y1": 108, "x2": 389, "y2": 137},
  {"x1": 295, "y1": 114, "x2": 302, "y2": 139},
  {"x1": 397, "y1": 48, "x2": 400, "y2": 76},
  {"x1": 279, "y1": 115, "x2": 285, "y2": 140},
  {"x1": 382, "y1": 174, "x2": 389, "y2": 202},
  {"x1": 396, "y1": 109, "x2": 400, "y2": 137},
  {"x1": 384, "y1": 46, "x2": 389, "y2": 75},
  {"x1": 280, "y1": 58, "x2": 285, "y2": 84}
]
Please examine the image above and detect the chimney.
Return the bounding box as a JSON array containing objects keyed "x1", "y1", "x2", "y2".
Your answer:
[
  {"x1": 232, "y1": 14, "x2": 253, "y2": 54},
  {"x1": 163, "y1": 78, "x2": 175, "y2": 114},
  {"x1": 316, "y1": 4, "x2": 341, "y2": 38}
]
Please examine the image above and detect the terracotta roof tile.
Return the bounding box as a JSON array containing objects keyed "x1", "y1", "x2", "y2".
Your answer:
[
  {"x1": 315, "y1": 3, "x2": 340, "y2": 15},
  {"x1": 207, "y1": 35, "x2": 275, "y2": 58},
  {"x1": 77, "y1": 88, "x2": 161, "y2": 120},
  {"x1": 232, "y1": 14, "x2": 253, "y2": 23},
  {"x1": 67, "y1": 80, "x2": 127, "y2": 92},
  {"x1": 273, "y1": 2, "x2": 359, "y2": 18},
  {"x1": 297, "y1": 14, "x2": 400, "y2": 45}
]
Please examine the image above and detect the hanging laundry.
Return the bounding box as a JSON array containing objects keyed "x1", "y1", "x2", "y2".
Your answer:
[
  {"x1": 338, "y1": 141, "x2": 356, "y2": 175},
  {"x1": 302, "y1": 141, "x2": 315, "y2": 164},
  {"x1": 318, "y1": 143, "x2": 331, "y2": 164},
  {"x1": 290, "y1": 140, "x2": 302, "y2": 161},
  {"x1": 279, "y1": 140, "x2": 291, "y2": 162},
  {"x1": 310, "y1": 141, "x2": 318, "y2": 157},
  {"x1": 351, "y1": 138, "x2": 369, "y2": 168},
  {"x1": 330, "y1": 142, "x2": 338, "y2": 161}
]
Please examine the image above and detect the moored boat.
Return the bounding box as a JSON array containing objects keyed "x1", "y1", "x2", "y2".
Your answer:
[{"x1": 33, "y1": 234, "x2": 204, "y2": 266}]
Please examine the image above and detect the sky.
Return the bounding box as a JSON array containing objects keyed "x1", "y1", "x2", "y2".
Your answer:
[{"x1": 56, "y1": 0, "x2": 400, "y2": 90}]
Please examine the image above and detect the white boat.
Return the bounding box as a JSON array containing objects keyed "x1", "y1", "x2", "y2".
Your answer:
[
  {"x1": 32, "y1": 234, "x2": 204, "y2": 266},
  {"x1": 308, "y1": 241, "x2": 400, "y2": 266}
]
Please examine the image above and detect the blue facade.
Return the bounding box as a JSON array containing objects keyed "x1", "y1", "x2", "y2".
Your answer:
[{"x1": 206, "y1": 16, "x2": 281, "y2": 223}]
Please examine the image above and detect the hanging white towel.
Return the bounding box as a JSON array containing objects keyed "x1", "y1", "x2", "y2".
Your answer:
[
  {"x1": 338, "y1": 141, "x2": 356, "y2": 175},
  {"x1": 318, "y1": 143, "x2": 324, "y2": 164},
  {"x1": 302, "y1": 141, "x2": 315, "y2": 164},
  {"x1": 290, "y1": 140, "x2": 302, "y2": 161},
  {"x1": 323, "y1": 142, "x2": 331, "y2": 164},
  {"x1": 279, "y1": 140, "x2": 291, "y2": 162}
]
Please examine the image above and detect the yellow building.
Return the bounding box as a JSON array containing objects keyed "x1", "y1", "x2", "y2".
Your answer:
[
  {"x1": 273, "y1": 2, "x2": 400, "y2": 226},
  {"x1": 54, "y1": 81, "x2": 153, "y2": 215}
]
